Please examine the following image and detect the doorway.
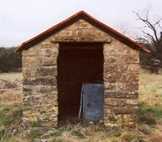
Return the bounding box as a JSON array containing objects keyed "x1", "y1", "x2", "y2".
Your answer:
[{"x1": 57, "y1": 42, "x2": 104, "y2": 123}]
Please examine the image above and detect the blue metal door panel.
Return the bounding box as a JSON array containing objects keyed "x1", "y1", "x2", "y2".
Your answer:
[{"x1": 82, "y1": 84, "x2": 104, "y2": 122}]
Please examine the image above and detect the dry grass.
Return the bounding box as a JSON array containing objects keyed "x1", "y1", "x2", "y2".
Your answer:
[
  {"x1": 139, "y1": 69, "x2": 162, "y2": 142},
  {"x1": 0, "y1": 73, "x2": 22, "y2": 82},
  {"x1": 139, "y1": 69, "x2": 162, "y2": 106},
  {"x1": 0, "y1": 73, "x2": 22, "y2": 105}
]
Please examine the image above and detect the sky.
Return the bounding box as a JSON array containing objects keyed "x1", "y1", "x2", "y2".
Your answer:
[{"x1": 0, "y1": 0, "x2": 162, "y2": 47}]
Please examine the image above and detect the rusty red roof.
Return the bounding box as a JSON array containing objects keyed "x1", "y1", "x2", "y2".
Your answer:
[{"x1": 17, "y1": 11, "x2": 150, "y2": 53}]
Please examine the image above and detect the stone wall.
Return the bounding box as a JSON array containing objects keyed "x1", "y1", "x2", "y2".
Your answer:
[
  {"x1": 50, "y1": 19, "x2": 112, "y2": 42},
  {"x1": 22, "y1": 18, "x2": 139, "y2": 128},
  {"x1": 104, "y1": 40, "x2": 139, "y2": 127},
  {"x1": 22, "y1": 43, "x2": 58, "y2": 127}
]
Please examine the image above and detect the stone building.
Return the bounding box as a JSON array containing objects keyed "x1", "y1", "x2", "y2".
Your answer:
[{"x1": 17, "y1": 11, "x2": 148, "y2": 128}]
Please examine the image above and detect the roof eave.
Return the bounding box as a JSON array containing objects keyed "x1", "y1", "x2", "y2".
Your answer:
[{"x1": 16, "y1": 11, "x2": 150, "y2": 53}]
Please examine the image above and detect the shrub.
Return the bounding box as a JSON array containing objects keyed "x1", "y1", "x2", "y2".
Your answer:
[
  {"x1": 138, "y1": 103, "x2": 162, "y2": 125},
  {"x1": 0, "y1": 47, "x2": 21, "y2": 72}
]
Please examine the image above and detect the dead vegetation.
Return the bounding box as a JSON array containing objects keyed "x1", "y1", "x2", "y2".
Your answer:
[{"x1": 0, "y1": 73, "x2": 22, "y2": 105}]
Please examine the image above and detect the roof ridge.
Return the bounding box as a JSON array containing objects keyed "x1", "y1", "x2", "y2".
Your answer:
[{"x1": 17, "y1": 11, "x2": 150, "y2": 53}]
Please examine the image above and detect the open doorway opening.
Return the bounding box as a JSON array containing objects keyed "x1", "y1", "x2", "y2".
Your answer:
[{"x1": 57, "y1": 42, "x2": 104, "y2": 124}]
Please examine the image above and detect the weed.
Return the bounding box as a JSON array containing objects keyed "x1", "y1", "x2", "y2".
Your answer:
[
  {"x1": 71, "y1": 130, "x2": 86, "y2": 139},
  {"x1": 0, "y1": 105, "x2": 22, "y2": 127},
  {"x1": 138, "y1": 103, "x2": 162, "y2": 125},
  {"x1": 120, "y1": 131, "x2": 144, "y2": 142}
]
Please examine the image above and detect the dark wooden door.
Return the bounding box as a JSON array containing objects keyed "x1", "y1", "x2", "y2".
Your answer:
[{"x1": 82, "y1": 84, "x2": 104, "y2": 122}]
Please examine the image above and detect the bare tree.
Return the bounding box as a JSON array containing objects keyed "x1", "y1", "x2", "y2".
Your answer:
[
  {"x1": 134, "y1": 10, "x2": 162, "y2": 73},
  {"x1": 134, "y1": 10, "x2": 162, "y2": 53}
]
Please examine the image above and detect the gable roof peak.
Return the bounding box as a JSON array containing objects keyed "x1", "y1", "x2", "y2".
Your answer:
[
  {"x1": 74, "y1": 10, "x2": 90, "y2": 15},
  {"x1": 17, "y1": 11, "x2": 150, "y2": 53}
]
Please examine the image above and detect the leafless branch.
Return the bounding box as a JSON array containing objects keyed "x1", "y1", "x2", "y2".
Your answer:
[
  {"x1": 142, "y1": 31, "x2": 157, "y2": 46},
  {"x1": 134, "y1": 10, "x2": 161, "y2": 47}
]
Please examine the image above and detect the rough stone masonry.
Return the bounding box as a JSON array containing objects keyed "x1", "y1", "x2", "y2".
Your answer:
[{"x1": 19, "y1": 12, "x2": 140, "y2": 128}]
